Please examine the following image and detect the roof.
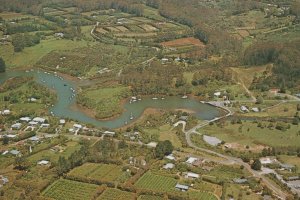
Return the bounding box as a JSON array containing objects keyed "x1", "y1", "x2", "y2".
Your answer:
[
  {"x1": 59, "y1": 119, "x2": 66, "y2": 124},
  {"x1": 6, "y1": 134, "x2": 17, "y2": 138},
  {"x1": 10, "y1": 150, "x2": 20, "y2": 155},
  {"x1": 20, "y1": 117, "x2": 31, "y2": 122},
  {"x1": 186, "y1": 172, "x2": 199, "y2": 178},
  {"x1": 29, "y1": 136, "x2": 40, "y2": 141},
  {"x1": 38, "y1": 160, "x2": 49, "y2": 165},
  {"x1": 186, "y1": 157, "x2": 198, "y2": 164},
  {"x1": 165, "y1": 154, "x2": 175, "y2": 160},
  {"x1": 73, "y1": 124, "x2": 82, "y2": 129},
  {"x1": 146, "y1": 142, "x2": 157, "y2": 148},
  {"x1": 233, "y1": 178, "x2": 247, "y2": 184},
  {"x1": 163, "y1": 163, "x2": 175, "y2": 169},
  {"x1": 33, "y1": 117, "x2": 46, "y2": 123},
  {"x1": 175, "y1": 183, "x2": 189, "y2": 190}
]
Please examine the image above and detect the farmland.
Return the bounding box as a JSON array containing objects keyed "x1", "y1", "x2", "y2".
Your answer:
[
  {"x1": 97, "y1": 188, "x2": 135, "y2": 200},
  {"x1": 68, "y1": 163, "x2": 130, "y2": 183},
  {"x1": 134, "y1": 171, "x2": 177, "y2": 192},
  {"x1": 43, "y1": 179, "x2": 99, "y2": 200}
]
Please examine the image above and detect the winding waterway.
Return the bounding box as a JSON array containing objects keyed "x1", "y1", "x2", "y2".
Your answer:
[{"x1": 0, "y1": 70, "x2": 221, "y2": 129}]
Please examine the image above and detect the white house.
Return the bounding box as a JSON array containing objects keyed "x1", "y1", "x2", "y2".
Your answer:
[
  {"x1": 103, "y1": 131, "x2": 115, "y2": 136},
  {"x1": 11, "y1": 123, "x2": 22, "y2": 130},
  {"x1": 33, "y1": 117, "x2": 46, "y2": 123},
  {"x1": 214, "y1": 92, "x2": 221, "y2": 97},
  {"x1": 175, "y1": 183, "x2": 189, "y2": 191},
  {"x1": 2, "y1": 110, "x2": 11, "y2": 115},
  {"x1": 165, "y1": 154, "x2": 176, "y2": 160},
  {"x1": 59, "y1": 119, "x2": 66, "y2": 124},
  {"x1": 260, "y1": 157, "x2": 276, "y2": 165},
  {"x1": 6, "y1": 134, "x2": 17, "y2": 138},
  {"x1": 163, "y1": 163, "x2": 175, "y2": 170},
  {"x1": 73, "y1": 124, "x2": 82, "y2": 130},
  {"x1": 37, "y1": 160, "x2": 50, "y2": 165},
  {"x1": 40, "y1": 123, "x2": 50, "y2": 128},
  {"x1": 240, "y1": 106, "x2": 249, "y2": 112},
  {"x1": 251, "y1": 107, "x2": 259, "y2": 112},
  {"x1": 185, "y1": 172, "x2": 200, "y2": 179},
  {"x1": 29, "y1": 121, "x2": 39, "y2": 126},
  {"x1": 20, "y1": 117, "x2": 31, "y2": 122},
  {"x1": 186, "y1": 157, "x2": 198, "y2": 164}
]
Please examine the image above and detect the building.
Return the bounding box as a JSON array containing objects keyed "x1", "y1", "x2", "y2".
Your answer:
[
  {"x1": 2, "y1": 110, "x2": 11, "y2": 115},
  {"x1": 146, "y1": 142, "x2": 157, "y2": 148},
  {"x1": 29, "y1": 121, "x2": 39, "y2": 126},
  {"x1": 103, "y1": 131, "x2": 115, "y2": 136},
  {"x1": 163, "y1": 163, "x2": 175, "y2": 170},
  {"x1": 33, "y1": 117, "x2": 46, "y2": 123},
  {"x1": 40, "y1": 123, "x2": 50, "y2": 128},
  {"x1": 54, "y1": 32, "x2": 64, "y2": 38},
  {"x1": 165, "y1": 154, "x2": 175, "y2": 161},
  {"x1": 240, "y1": 106, "x2": 249, "y2": 112},
  {"x1": 29, "y1": 136, "x2": 40, "y2": 142},
  {"x1": 186, "y1": 157, "x2": 198, "y2": 164},
  {"x1": 233, "y1": 178, "x2": 247, "y2": 184},
  {"x1": 175, "y1": 183, "x2": 189, "y2": 192},
  {"x1": 214, "y1": 91, "x2": 221, "y2": 98},
  {"x1": 280, "y1": 163, "x2": 294, "y2": 171},
  {"x1": 10, "y1": 150, "x2": 20, "y2": 156},
  {"x1": 251, "y1": 107, "x2": 259, "y2": 112},
  {"x1": 59, "y1": 119, "x2": 66, "y2": 125},
  {"x1": 260, "y1": 157, "x2": 276, "y2": 165},
  {"x1": 11, "y1": 123, "x2": 22, "y2": 130},
  {"x1": 6, "y1": 134, "x2": 17, "y2": 138},
  {"x1": 73, "y1": 124, "x2": 82, "y2": 130},
  {"x1": 269, "y1": 88, "x2": 280, "y2": 95},
  {"x1": 37, "y1": 160, "x2": 50, "y2": 165},
  {"x1": 20, "y1": 117, "x2": 31, "y2": 122},
  {"x1": 185, "y1": 172, "x2": 200, "y2": 179}
]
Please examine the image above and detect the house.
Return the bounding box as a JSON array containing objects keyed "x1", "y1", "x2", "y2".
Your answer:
[
  {"x1": 280, "y1": 163, "x2": 294, "y2": 171},
  {"x1": 163, "y1": 163, "x2": 175, "y2": 170},
  {"x1": 103, "y1": 131, "x2": 115, "y2": 136},
  {"x1": 2, "y1": 110, "x2": 11, "y2": 115},
  {"x1": 186, "y1": 157, "x2": 198, "y2": 164},
  {"x1": 29, "y1": 121, "x2": 39, "y2": 126},
  {"x1": 175, "y1": 183, "x2": 189, "y2": 192},
  {"x1": 260, "y1": 157, "x2": 276, "y2": 165},
  {"x1": 269, "y1": 88, "x2": 280, "y2": 95},
  {"x1": 233, "y1": 178, "x2": 247, "y2": 184},
  {"x1": 20, "y1": 117, "x2": 31, "y2": 122},
  {"x1": 37, "y1": 160, "x2": 50, "y2": 165},
  {"x1": 0, "y1": 175, "x2": 9, "y2": 185},
  {"x1": 73, "y1": 124, "x2": 82, "y2": 130},
  {"x1": 240, "y1": 106, "x2": 249, "y2": 112},
  {"x1": 29, "y1": 136, "x2": 40, "y2": 142},
  {"x1": 33, "y1": 117, "x2": 46, "y2": 123},
  {"x1": 185, "y1": 172, "x2": 200, "y2": 179},
  {"x1": 165, "y1": 154, "x2": 175, "y2": 160},
  {"x1": 251, "y1": 107, "x2": 259, "y2": 112},
  {"x1": 11, "y1": 123, "x2": 22, "y2": 130},
  {"x1": 40, "y1": 123, "x2": 50, "y2": 128},
  {"x1": 59, "y1": 119, "x2": 66, "y2": 125},
  {"x1": 54, "y1": 32, "x2": 64, "y2": 38},
  {"x1": 179, "y1": 116, "x2": 188, "y2": 121},
  {"x1": 287, "y1": 176, "x2": 299, "y2": 181},
  {"x1": 214, "y1": 92, "x2": 221, "y2": 98},
  {"x1": 28, "y1": 97, "x2": 37, "y2": 102},
  {"x1": 10, "y1": 150, "x2": 20, "y2": 156},
  {"x1": 146, "y1": 142, "x2": 157, "y2": 148},
  {"x1": 6, "y1": 134, "x2": 17, "y2": 138}
]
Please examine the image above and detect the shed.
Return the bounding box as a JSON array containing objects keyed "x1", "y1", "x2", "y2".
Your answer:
[
  {"x1": 186, "y1": 157, "x2": 198, "y2": 164},
  {"x1": 233, "y1": 178, "x2": 247, "y2": 184},
  {"x1": 186, "y1": 172, "x2": 200, "y2": 179},
  {"x1": 175, "y1": 183, "x2": 189, "y2": 191},
  {"x1": 163, "y1": 163, "x2": 175, "y2": 170},
  {"x1": 11, "y1": 123, "x2": 22, "y2": 130},
  {"x1": 33, "y1": 117, "x2": 46, "y2": 123},
  {"x1": 20, "y1": 117, "x2": 31, "y2": 122},
  {"x1": 10, "y1": 150, "x2": 20, "y2": 156}
]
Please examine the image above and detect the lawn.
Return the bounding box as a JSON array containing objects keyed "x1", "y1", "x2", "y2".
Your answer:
[
  {"x1": 134, "y1": 171, "x2": 177, "y2": 192},
  {"x1": 68, "y1": 163, "x2": 130, "y2": 183},
  {"x1": 77, "y1": 85, "x2": 130, "y2": 119},
  {"x1": 224, "y1": 183, "x2": 261, "y2": 200},
  {"x1": 138, "y1": 195, "x2": 164, "y2": 200},
  {"x1": 97, "y1": 188, "x2": 135, "y2": 200},
  {"x1": 43, "y1": 179, "x2": 99, "y2": 200},
  {"x1": 0, "y1": 37, "x2": 93, "y2": 68},
  {"x1": 201, "y1": 121, "x2": 300, "y2": 148}
]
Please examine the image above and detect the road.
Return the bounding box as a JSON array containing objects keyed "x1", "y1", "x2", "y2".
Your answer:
[{"x1": 182, "y1": 105, "x2": 289, "y2": 200}]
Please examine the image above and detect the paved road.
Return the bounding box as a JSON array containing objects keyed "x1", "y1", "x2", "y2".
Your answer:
[{"x1": 182, "y1": 106, "x2": 289, "y2": 200}]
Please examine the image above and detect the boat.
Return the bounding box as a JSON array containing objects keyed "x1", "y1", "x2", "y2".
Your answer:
[
  {"x1": 152, "y1": 97, "x2": 158, "y2": 100},
  {"x1": 181, "y1": 95, "x2": 188, "y2": 99},
  {"x1": 130, "y1": 112, "x2": 134, "y2": 120}
]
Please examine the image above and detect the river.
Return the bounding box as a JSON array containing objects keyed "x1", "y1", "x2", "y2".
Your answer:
[{"x1": 0, "y1": 69, "x2": 221, "y2": 129}]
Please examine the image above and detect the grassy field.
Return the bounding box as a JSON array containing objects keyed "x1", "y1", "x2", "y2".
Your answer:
[
  {"x1": 43, "y1": 179, "x2": 99, "y2": 200},
  {"x1": 138, "y1": 195, "x2": 164, "y2": 200},
  {"x1": 77, "y1": 85, "x2": 130, "y2": 119},
  {"x1": 0, "y1": 37, "x2": 92, "y2": 68},
  {"x1": 143, "y1": 124, "x2": 182, "y2": 148},
  {"x1": 97, "y1": 188, "x2": 135, "y2": 200},
  {"x1": 201, "y1": 121, "x2": 300, "y2": 149},
  {"x1": 68, "y1": 163, "x2": 129, "y2": 183},
  {"x1": 27, "y1": 141, "x2": 81, "y2": 164},
  {"x1": 134, "y1": 171, "x2": 177, "y2": 192},
  {"x1": 278, "y1": 155, "x2": 300, "y2": 173},
  {"x1": 224, "y1": 183, "x2": 261, "y2": 200}
]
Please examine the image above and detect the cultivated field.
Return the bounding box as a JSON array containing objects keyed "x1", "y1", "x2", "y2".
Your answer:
[
  {"x1": 97, "y1": 188, "x2": 135, "y2": 200},
  {"x1": 68, "y1": 163, "x2": 129, "y2": 182},
  {"x1": 138, "y1": 195, "x2": 164, "y2": 200},
  {"x1": 161, "y1": 37, "x2": 205, "y2": 48},
  {"x1": 43, "y1": 179, "x2": 99, "y2": 200},
  {"x1": 134, "y1": 171, "x2": 177, "y2": 192}
]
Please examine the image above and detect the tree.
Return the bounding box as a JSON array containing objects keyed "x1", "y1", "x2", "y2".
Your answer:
[
  {"x1": 14, "y1": 157, "x2": 29, "y2": 170},
  {"x1": 0, "y1": 57, "x2": 5, "y2": 73},
  {"x1": 256, "y1": 96, "x2": 264, "y2": 104},
  {"x1": 154, "y1": 140, "x2": 174, "y2": 159},
  {"x1": 2, "y1": 136, "x2": 9, "y2": 145},
  {"x1": 56, "y1": 156, "x2": 69, "y2": 175},
  {"x1": 251, "y1": 159, "x2": 261, "y2": 171}
]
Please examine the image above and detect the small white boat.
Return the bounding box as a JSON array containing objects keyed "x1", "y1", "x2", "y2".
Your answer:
[
  {"x1": 152, "y1": 97, "x2": 158, "y2": 100},
  {"x1": 181, "y1": 95, "x2": 188, "y2": 99},
  {"x1": 130, "y1": 112, "x2": 134, "y2": 120}
]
